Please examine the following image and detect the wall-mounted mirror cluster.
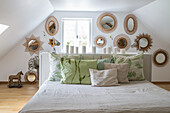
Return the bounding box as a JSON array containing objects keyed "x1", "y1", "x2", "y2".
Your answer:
[
  {"x1": 45, "y1": 16, "x2": 59, "y2": 36},
  {"x1": 23, "y1": 35, "x2": 44, "y2": 55},
  {"x1": 97, "y1": 12, "x2": 117, "y2": 33},
  {"x1": 113, "y1": 34, "x2": 131, "y2": 51},
  {"x1": 153, "y1": 49, "x2": 169, "y2": 66}
]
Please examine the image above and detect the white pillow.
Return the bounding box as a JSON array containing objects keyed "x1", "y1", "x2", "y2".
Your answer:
[
  {"x1": 48, "y1": 53, "x2": 62, "y2": 81},
  {"x1": 89, "y1": 69, "x2": 119, "y2": 87},
  {"x1": 104, "y1": 63, "x2": 129, "y2": 83}
]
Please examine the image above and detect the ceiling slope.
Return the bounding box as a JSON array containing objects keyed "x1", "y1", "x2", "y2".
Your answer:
[
  {"x1": 0, "y1": 0, "x2": 54, "y2": 59},
  {"x1": 133, "y1": 0, "x2": 170, "y2": 46},
  {"x1": 50, "y1": 0, "x2": 155, "y2": 12}
]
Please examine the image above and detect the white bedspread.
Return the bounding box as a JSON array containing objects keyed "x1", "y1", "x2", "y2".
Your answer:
[{"x1": 19, "y1": 80, "x2": 170, "y2": 113}]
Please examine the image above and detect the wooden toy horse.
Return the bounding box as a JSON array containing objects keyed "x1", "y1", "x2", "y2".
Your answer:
[{"x1": 8, "y1": 71, "x2": 24, "y2": 86}]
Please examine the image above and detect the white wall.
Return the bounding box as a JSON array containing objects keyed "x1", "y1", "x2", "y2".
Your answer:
[{"x1": 0, "y1": 11, "x2": 169, "y2": 81}]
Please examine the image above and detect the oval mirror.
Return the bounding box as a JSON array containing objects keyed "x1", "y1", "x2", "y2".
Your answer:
[
  {"x1": 114, "y1": 34, "x2": 131, "y2": 51},
  {"x1": 127, "y1": 18, "x2": 134, "y2": 32},
  {"x1": 100, "y1": 16, "x2": 114, "y2": 30},
  {"x1": 153, "y1": 49, "x2": 169, "y2": 66},
  {"x1": 117, "y1": 38, "x2": 127, "y2": 49},
  {"x1": 95, "y1": 35, "x2": 106, "y2": 48},
  {"x1": 124, "y1": 14, "x2": 137, "y2": 35},
  {"x1": 45, "y1": 16, "x2": 59, "y2": 36},
  {"x1": 28, "y1": 39, "x2": 39, "y2": 51},
  {"x1": 97, "y1": 12, "x2": 117, "y2": 33},
  {"x1": 140, "y1": 38, "x2": 148, "y2": 48}
]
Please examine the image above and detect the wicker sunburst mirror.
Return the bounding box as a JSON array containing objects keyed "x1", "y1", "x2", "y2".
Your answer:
[
  {"x1": 135, "y1": 33, "x2": 153, "y2": 52},
  {"x1": 23, "y1": 35, "x2": 44, "y2": 56}
]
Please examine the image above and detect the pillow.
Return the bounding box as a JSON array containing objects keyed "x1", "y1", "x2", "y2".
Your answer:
[
  {"x1": 97, "y1": 58, "x2": 114, "y2": 70},
  {"x1": 60, "y1": 58, "x2": 97, "y2": 84},
  {"x1": 113, "y1": 53, "x2": 145, "y2": 81},
  {"x1": 89, "y1": 69, "x2": 119, "y2": 87},
  {"x1": 104, "y1": 63, "x2": 129, "y2": 83},
  {"x1": 48, "y1": 53, "x2": 62, "y2": 81},
  {"x1": 48, "y1": 53, "x2": 81, "y2": 81}
]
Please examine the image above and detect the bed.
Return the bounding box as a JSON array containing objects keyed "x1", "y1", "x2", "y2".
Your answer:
[
  {"x1": 20, "y1": 80, "x2": 170, "y2": 113},
  {"x1": 19, "y1": 53, "x2": 170, "y2": 113}
]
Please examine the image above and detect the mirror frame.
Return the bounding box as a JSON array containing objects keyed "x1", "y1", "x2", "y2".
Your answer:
[
  {"x1": 135, "y1": 33, "x2": 152, "y2": 52},
  {"x1": 124, "y1": 14, "x2": 137, "y2": 35},
  {"x1": 116, "y1": 37, "x2": 128, "y2": 49},
  {"x1": 97, "y1": 12, "x2": 117, "y2": 33},
  {"x1": 94, "y1": 35, "x2": 107, "y2": 48},
  {"x1": 45, "y1": 16, "x2": 59, "y2": 36},
  {"x1": 113, "y1": 34, "x2": 131, "y2": 51},
  {"x1": 153, "y1": 49, "x2": 169, "y2": 66},
  {"x1": 27, "y1": 39, "x2": 40, "y2": 52},
  {"x1": 23, "y1": 35, "x2": 44, "y2": 56},
  {"x1": 25, "y1": 71, "x2": 37, "y2": 84}
]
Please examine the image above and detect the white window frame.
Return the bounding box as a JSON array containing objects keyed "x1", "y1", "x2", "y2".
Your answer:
[{"x1": 61, "y1": 18, "x2": 92, "y2": 53}]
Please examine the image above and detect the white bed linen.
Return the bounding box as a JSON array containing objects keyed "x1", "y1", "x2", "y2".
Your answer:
[{"x1": 20, "y1": 80, "x2": 170, "y2": 113}]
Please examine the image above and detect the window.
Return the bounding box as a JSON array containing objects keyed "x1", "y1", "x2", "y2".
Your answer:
[
  {"x1": 0, "y1": 24, "x2": 9, "y2": 35},
  {"x1": 62, "y1": 18, "x2": 91, "y2": 53}
]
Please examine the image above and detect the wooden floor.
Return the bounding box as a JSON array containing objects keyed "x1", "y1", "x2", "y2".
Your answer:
[
  {"x1": 0, "y1": 83, "x2": 169, "y2": 113},
  {"x1": 0, "y1": 83, "x2": 39, "y2": 113}
]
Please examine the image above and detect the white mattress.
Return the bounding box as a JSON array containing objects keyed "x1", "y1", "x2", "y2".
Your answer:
[{"x1": 20, "y1": 80, "x2": 170, "y2": 113}]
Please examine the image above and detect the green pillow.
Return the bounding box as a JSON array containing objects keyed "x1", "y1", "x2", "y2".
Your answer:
[
  {"x1": 97, "y1": 58, "x2": 114, "y2": 70},
  {"x1": 60, "y1": 58, "x2": 97, "y2": 84},
  {"x1": 113, "y1": 53, "x2": 145, "y2": 81}
]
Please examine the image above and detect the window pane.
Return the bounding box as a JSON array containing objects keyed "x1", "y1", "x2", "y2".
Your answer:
[
  {"x1": 77, "y1": 20, "x2": 90, "y2": 47},
  {"x1": 63, "y1": 20, "x2": 76, "y2": 46}
]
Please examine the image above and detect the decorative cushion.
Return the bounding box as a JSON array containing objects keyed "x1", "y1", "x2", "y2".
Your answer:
[
  {"x1": 97, "y1": 58, "x2": 114, "y2": 70},
  {"x1": 104, "y1": 63, "x2": 129, "y2": 83},
  {"x1": 113, "y1": 53, "x2": 145, "y2": 81},
  {"x1": 60, "y1": 58, "x2": 97, "y2": 84},
  {"x1": 48, "y1": 53, "x2": 62, "y2": 81},
  {"x1": 89, "y1": 69, "x2": 119, "y2": 87}
]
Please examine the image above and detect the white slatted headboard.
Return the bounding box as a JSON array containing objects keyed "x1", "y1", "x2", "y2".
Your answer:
[{"x1": 39, "y1": 52, "x2": 152, "y2": 87}]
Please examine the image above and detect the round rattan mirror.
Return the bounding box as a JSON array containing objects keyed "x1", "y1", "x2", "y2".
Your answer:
[
  {"x1": 135, "y1": 33, "x2": 152, "y2": 52},
  {"x1": 25, "y1": 71, "x2": 37, "y2": 83},
  {"x1": 124, "y1": 14, "x2": 137, "y2": 35},
  {"x1": 23, "y1": 35, "x2": 44, "y2": 56},
  {"x1": 114, "y1": 34, "x2": 131, "y2": 51},
  {"x1": 45, "y1": 16, "x2": 59, "y2": 36},
  {"x1": 94, "y1": 35, "x2": 106, "y2": 48},
  {"x1": 97, "y1": 12, "x2": 117, "y2": 33},
  {"x1": 153, "y1": 49, "x2": 169, "y2": 66}
]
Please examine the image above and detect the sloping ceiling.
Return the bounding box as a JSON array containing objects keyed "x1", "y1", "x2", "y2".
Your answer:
[
  {"x1": 50, "y1": 0, "x2": 155, "y2": 12},
  {"x1": 0, "y1": 0, "x2": 54, "y2": 59},
  {"x1": 133, "y1": 0, "x2": 170, "y2": 46}
]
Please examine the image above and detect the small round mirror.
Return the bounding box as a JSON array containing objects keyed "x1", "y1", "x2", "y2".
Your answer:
[
  {"x1": 100, "y1": 16, "x2": 114, "y2": 30},
  {"x1": 25, "y1": 71, "x2": 37, "y2": 83},
  {"x1": 153, "y1": 49, "x2": 169, "y2": 66},
  {"x1": 48, "y1": 21, "x2": 56, "y2": 34},
  {"x1": 127, "y1": 18, "x2": 134, "y2": 32},
  {"x1": 28, "y1": 39, "x2": 39, "y2": 51},
  {"x1": 156, "y1": 53, "x2": 165, "y2": 64},
  {"x1": 95, "y1": 36, "x2": 106, "y2": 48},
  {"x1": 117, "y1": 38, "x2": 127, "y2": 49},
  {"x1": 140, "y1": 38, "x2": 148, "y2": 48}
]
